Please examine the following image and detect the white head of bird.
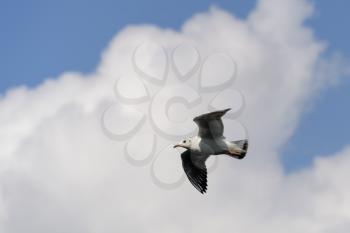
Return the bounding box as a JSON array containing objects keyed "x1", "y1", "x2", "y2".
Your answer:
[{"x1": 173, "y1": 138, "x2": 193, "y2": 149}]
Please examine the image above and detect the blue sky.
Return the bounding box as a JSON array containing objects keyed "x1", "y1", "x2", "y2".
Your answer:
[{"x1": 1, "y1": 0, "x2": 349, "y2": 172}]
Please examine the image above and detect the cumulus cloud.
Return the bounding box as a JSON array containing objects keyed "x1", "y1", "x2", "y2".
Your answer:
[{"x1": 0, "y1": 0, "x2": 349, "y2": 232}]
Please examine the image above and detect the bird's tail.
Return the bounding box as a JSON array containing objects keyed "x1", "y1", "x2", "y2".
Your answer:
[{"x1": 228, "y1": 139, "x2": 248, "y2": 159}]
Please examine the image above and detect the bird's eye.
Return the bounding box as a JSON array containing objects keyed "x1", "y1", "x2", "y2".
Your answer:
[{"x1": 183, "y1": 140, "x2": 186, "y2": 143}]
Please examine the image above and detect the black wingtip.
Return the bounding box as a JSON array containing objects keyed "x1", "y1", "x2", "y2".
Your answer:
[{"x1": 181, "y1": 149, "x2": 208, "y2": 194}]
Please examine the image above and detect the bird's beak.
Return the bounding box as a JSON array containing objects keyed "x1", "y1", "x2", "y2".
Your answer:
[{"x1": 173, "y1": 144, "x2": 180, "y2": 148}]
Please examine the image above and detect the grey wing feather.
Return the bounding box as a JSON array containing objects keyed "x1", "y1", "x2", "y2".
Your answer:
[
  {"x1": 193, "y1": 108, "x2": 230, "y2": 139},
  {"x1": 181, "y1": 150, "x2": 207, "y2": 194}
]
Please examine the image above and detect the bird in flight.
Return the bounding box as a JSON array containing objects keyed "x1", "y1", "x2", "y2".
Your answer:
[{"x1": 173, "y1": 108, "x2": 248, "y2": 194}]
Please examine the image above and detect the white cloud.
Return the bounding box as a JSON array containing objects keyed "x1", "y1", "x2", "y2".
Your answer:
[{"x1": 0, "y1": 0, "x2": 349, "y2": 232}]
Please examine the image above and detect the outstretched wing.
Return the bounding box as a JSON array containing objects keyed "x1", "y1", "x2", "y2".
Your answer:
[
  {"x1": 193, "y1": 108, "x2": 231, "y2": 139},
  {"x1": 181, "y1": 150, "x2": 207, "y2": 194}
]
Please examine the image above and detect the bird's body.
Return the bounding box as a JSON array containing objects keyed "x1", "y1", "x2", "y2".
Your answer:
[
  {"x1": 185, "y1": 135, "x2": 246, "y2": 158},
  {"x1": 174, "y1": 108, "x2": 248, "y2": 194}
]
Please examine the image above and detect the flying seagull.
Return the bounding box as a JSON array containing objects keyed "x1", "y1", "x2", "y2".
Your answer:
[{"x1": 173, "y1": 108, "x2": 248, "y2": 194}]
